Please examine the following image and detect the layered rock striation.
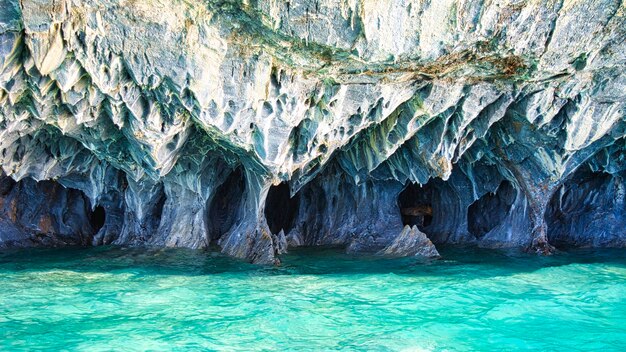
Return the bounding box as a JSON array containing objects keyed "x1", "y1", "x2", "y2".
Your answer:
[{"x1": 0, "y1": 0, "x2": 625, "y2": 263}]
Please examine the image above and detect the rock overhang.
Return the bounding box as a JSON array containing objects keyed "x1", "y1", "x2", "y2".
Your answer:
[{"x1": 0, "y1": 0, "x2": 624, "y2": 263}]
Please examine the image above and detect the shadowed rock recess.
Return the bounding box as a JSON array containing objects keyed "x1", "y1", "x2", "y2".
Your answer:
[{"x1": 0, "y1": 0, "x2": 624, "y2": 264}]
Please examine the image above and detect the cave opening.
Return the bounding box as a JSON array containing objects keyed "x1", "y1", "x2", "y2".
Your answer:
[
  {"x1": 90, "y1": 205, "x2": 106, "y2": 234},
  {"x1": 545, "y1": 170, "x2": 623, "y2": 248},
  {"x1": 398, "y1": 182, "x2": 434, "y2": 231},
  {"x1": 0, "y1": 175, "x2": 16, "y2": 196},
  {"x1": 265, "y1": 182, "x2": 300, "y2": 234},
  {"x1": 467, "y1": 180, "x2": 516, "y2": 239},
  {"x1": 208, "y1": 167, "x2": 246, "y2": 243}
]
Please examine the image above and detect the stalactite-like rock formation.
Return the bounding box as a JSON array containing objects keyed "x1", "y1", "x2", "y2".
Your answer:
[{"x1": 1, "y1": 0, "x2": 624, "y2": 263}]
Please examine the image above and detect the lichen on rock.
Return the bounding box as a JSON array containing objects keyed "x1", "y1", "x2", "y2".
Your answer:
[{"x1": 0, "y1": 0, "x2": 625, "y2": 263}]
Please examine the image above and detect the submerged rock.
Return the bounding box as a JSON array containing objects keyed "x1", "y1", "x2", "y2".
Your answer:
[
  {"x1": 0, "y1": 0, "x2": 625, "y2": 263},
  {"x1": 378, "y1": 225, "x2": 440, "y2": 259}
]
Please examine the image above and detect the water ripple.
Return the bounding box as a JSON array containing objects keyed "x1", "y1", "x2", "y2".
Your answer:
[{"x1": 0, "y1": 246, "x2": 625, "y2": 351}]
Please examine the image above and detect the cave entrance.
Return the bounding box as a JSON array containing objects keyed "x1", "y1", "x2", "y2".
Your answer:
[
  {"x1": 398, "y1": 183, "x2": 434, "y2": 231},
  {"x1": 208, "y1": 167, "x2": 246, "y2": 243},
  {"x1": 0, "y1": 174, "x2": 16, "y2": 196},
  {"x1": 545, "y1": 170, "x2": 622, "y2": 248},
  {"x1": 265, "y1": 182, "x2": 300, "y2": 234},
  {"x1": 467, "y1": 180, "x2": 516, "y2": 239},
  {"x1": 90, "y1": 205, "x2": 106, "y2": 234}
]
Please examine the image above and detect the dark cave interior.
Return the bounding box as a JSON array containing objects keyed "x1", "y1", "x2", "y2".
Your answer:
[{"x1": 265, "y1": 182, "x2": 300, "y2": 234}]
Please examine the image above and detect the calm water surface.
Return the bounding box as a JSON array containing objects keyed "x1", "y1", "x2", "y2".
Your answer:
[{"x1": 0, "y1": 246, "x2": 625, "y2": 351}]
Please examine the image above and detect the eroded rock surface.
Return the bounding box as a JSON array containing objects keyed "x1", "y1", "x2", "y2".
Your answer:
[
  {"x1": 378, "y1": 225, "x2": 439, "y2": 258},
  {"x1": 0, "y1": 0, "x2": 625, "y2": 263}
]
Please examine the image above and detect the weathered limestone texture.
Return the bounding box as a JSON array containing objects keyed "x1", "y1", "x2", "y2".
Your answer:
[{"x1": 0, "y1": 0, "x2": 624, "y2": 263}]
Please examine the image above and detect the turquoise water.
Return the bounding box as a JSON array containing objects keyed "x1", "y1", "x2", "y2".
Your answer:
[{"x1": 0, "y1": 246, "x2": 625, "y2": 351}]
